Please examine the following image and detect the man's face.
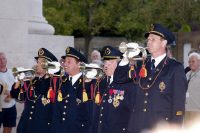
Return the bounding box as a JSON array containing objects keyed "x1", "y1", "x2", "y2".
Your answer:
[
  {"x1": 35, "y1": 58, "x2": 47, "y2": 75},
  {"x1": 146, "y1": 34, "x2": 166, "y2": 54},
  {"x1": 188, "y1": 56, "x2": 200, "y2": 72},
  {"x1": 91, "y1": 52, "x2": 100, "y2": 61},
  {"x1": 64, "y1": 56, "x2": 80, "y2": 76},
  {"x1": 103, "y1": 59, "x2": 118, "y2": 76},
  {"x1": 0, "y1": 53, "x2": 7, "y2": 69}
]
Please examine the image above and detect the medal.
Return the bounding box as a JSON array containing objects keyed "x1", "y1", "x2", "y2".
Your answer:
[
  {"x1": 113, "y1": 99, "x2": 120, "y2": 108},
  {"x1": 120, "y1": 95, "x2": 124, "y2": 100},
  {"x1": 76, "y1": 98, "x2": 82, "y2": 105},
  {"x1": 119, "y1": 90, "x2": 124, "y2": 100},
  {"x1": 108, "y1": 96, "x2": 112, "y2": 103},
  {"x1": 108, "y1": 89, "x2": 114, "y2": 103},
  {"x1": 159, "y1": 81, "x2": 166, "y2": 92},
  {"x1": 41, "y1": 96, "x2": 49, "y2": 106},
  {"x1": 116, "y1": 94, "x2": 121, "y2": 100}
]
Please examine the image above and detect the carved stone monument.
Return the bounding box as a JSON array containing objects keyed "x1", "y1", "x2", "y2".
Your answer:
[{"x1": 0, "y1": 0, "x2": 73, "y2": 68}]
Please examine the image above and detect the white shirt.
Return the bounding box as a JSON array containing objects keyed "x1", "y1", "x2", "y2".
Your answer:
[
  {"x1": 109, "y1": 75, "x2": 113, "y2": 84},
  {"x1": 151, "y1": 53, "x2": 166, "y2": 67},
  {"x1": 0, "y1": 69, "x2": 16, "y2": 108},
  {"x1": 69, "y1": 72, "x2": 82, "y2": 86}
]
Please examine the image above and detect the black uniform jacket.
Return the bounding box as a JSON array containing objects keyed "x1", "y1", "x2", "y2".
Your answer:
[
  {"x1": 50, "y1": 74, "x2": 93, "y2": 133},
  {"x1": 92, "y1": 75, "x2": 136, "y2": 133},
  {"x1": 10, "y1": 75, "x2": 56, "y2": 133},
  {"x1": 115, "y1": 56, "x2": 187, "y2": 133}
]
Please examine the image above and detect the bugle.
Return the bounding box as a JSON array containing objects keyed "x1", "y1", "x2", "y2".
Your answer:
[
  {"x1": 12, "y1": 67, "x2": 35, "y2": 81},
  {"x1": 119, "y1": 42, "x2": 148, "y2": 60},
  {"x1": 80, "y1": 63, "x2": 104, "y2": 79}
]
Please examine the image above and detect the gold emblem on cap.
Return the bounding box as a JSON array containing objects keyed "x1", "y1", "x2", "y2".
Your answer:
[
  {"x1": 66, "y1": 47, "x2": 70, "y2": 54},
  {"x1": 159, "y1": 81, "x2": 166, "y2": 92},
  {"x1": 38, "y1": 48, "x2": 44, "y2": 56},
  {"x1": 150, "y1": 24, "x2": 154, "y2": 31},
  {"x1": 105, "y1": 48, "x2": 111, "y2": 55}
]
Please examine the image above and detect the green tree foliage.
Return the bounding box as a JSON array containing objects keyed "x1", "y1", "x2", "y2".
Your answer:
[{"x1": 43, "y1": 0, "x2": 200, "y2": 55}]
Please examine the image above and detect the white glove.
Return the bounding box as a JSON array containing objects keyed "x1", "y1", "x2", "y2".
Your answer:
[
  {"x1": 119, "y1": 52, "x2": 129, "y2": 66},
  {"x1": 19, "y1": 72, "x2": 25, "y2": 80},
  {"x1": 14, "y1": 76, "x2": 19, "y2": 83},
  {"x1": 86, "y1": 69, "x2": 98, "y2": 79},
  {"x1": 15, "y1": 72, "x2": 25, "y2": 82}
]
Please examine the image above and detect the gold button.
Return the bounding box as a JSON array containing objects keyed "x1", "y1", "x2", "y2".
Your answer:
[
  {"x1": 62, "y1": 118, "x2": 65, "y2": 121},
  {"x1": 100, "y1": 114, "x2": 103, "y2": 116},
  {"x1": 99, "y1": 121, "x2": 102, "y2": 123},
  {"x1": 148, "y1": 77, "x2": 152, "y2": 81},
  {"x1": 103, "y1": 100, "x2": 105, "y2": 103},
  {"x1": 147, "y1": 85, "x2": 150, "y2": 88},
  {"x1": 48, "y1": 123, "x2": 50, "y2": 125},
  {"x1": 30, "y1": 112, "x2": 33, "y2": 114},
  {"x1": 29, "y1": 117, "x2": 32, "y2": 120},
  {"x1": 101, "y1": 107, "x2": 104, "y2": 110},
  {"x1": 81, "y1": 124, "x2": 84, "y2": 127},
  {"x1": 144, "y1": 100, "x2": 147, "y2": 104},
  {"x1": 143, "y1": 109, "x2": 147, "y2": 112},
  {"x1": 123, "y1": 128, "x2": 126, "y2": 131},
  {"x1": 64, "y1": 106, "x2": 67, "y2": 109},
  {"x1": 63, "y1": 112, "x2": 66, "y2": 115},
  {"x1": 32, "y1": 106, "x2": 34, "y2": 108},
  {"x1": 145, "y1": 93, "x2": 148, "y2": 96}
]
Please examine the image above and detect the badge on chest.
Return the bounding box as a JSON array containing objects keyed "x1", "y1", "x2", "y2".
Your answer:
[{"x1": 107, "y1": 89, "x2": 125, "y2": 108}]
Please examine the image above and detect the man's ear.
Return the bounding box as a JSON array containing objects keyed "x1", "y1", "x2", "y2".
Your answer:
[
  {"x1": 77, "y1": 61, "x2": 81, "y2": 66},
  {"x1": 162, "y1": 40, "x2": 167, "y2": 48}
]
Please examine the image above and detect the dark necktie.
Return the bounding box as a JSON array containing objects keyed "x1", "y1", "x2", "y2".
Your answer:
[
  {"x1": 151, "y1": 59, "x2": 155, "y2": 75},
  {"x1": 107, "y1": 76, "x2": 111, "y2": 84},
  {"x1": 69, "y1": 77, "x2": 72, "y2": 85}
]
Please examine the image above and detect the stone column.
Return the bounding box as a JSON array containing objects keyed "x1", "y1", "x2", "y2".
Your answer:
[{"x1": 28, "y1": 0, "x2": 55, "y2": 35}]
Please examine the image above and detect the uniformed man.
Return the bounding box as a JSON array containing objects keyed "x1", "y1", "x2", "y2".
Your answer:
[
  {"x1": 50, "y1": 47, "x2": 92, "y2": 133},
  {"x1": 127, "y1": 24, "x2": 187, "y2": 133},
  {"x1": 10, "y1": 48, "x2": 58, "y2": 133},
  {"x1": 92, "y1": 46, "x2": 136, "y2": 133}
]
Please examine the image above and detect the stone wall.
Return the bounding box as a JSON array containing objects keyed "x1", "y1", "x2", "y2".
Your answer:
[{"x1": 0, "y1": 0, "x2": 73, "y2": 69}]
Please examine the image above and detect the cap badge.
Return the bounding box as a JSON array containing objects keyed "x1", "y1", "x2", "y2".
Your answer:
[
  {"x1": 38, "y1": 48, "x2": 44, "y2": 56},
  {"x1": 66, "y1": 47, "x2": 70, "y2": 54},
  {"x1": 150, "y1": 24, "x2": 154, "y2": 31},
  {"x1": 105, "y1": 48, "x2": 111, "y2": 55}
]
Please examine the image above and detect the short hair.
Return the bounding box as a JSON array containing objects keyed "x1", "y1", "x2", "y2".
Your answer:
[
  {"x1": 189, "y1": 52, "x2": 200, "y2": 60},
  {"x1": 188, "y1": 49, "x2": 200, "y2": 56},
  {"x1": 91, "y1": 50, "x2": 101, "y2": 60}
]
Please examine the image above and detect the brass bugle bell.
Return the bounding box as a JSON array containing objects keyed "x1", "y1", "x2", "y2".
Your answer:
[
  {"x1": 12, "y1": 67, "x2": 35, "y2": 81},
  {"x1": 119, "y1": 42, "x2": 148, "y2": 60},
  {"x1": 80, "y1": 62, "x2": 104, "y2": 79},
  {"x1": 42, "y1": 61, "x2": 62, "y2": 75}
]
